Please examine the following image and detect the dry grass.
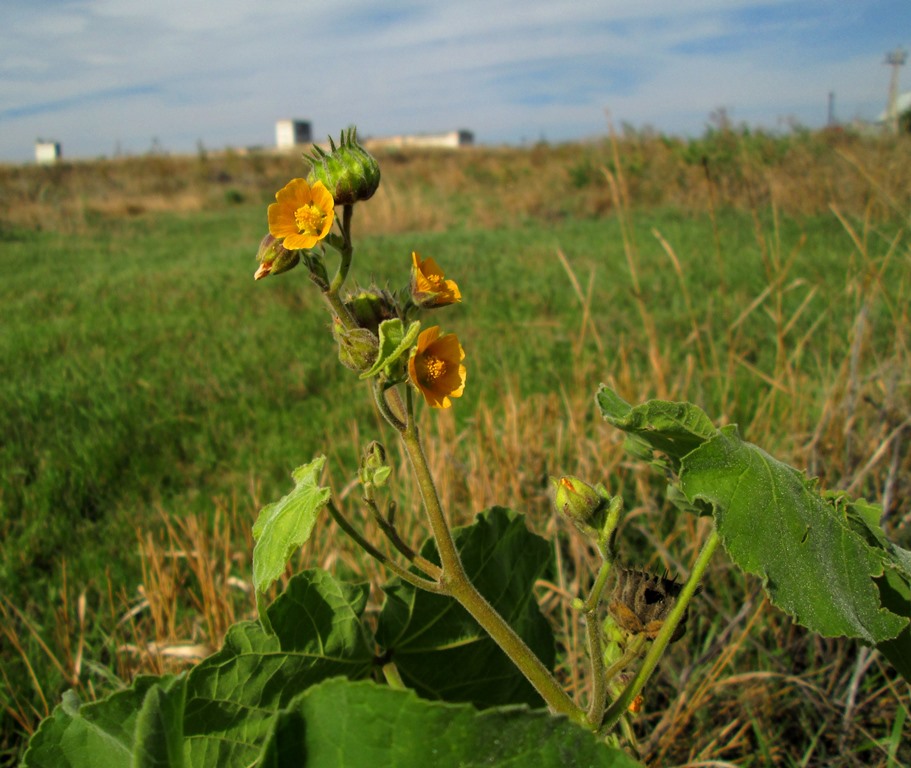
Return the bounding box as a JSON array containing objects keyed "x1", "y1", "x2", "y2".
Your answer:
[{"x1": 3, "y1": 127, "x2": 910, "y2": 237}]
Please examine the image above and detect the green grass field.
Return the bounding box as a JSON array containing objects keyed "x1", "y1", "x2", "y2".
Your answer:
[{"x1": 1, "y1": 132, "x2": 909, "y2": 765}]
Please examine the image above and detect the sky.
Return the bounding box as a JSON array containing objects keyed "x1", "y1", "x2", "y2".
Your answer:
[{"x1": 1, "y1": 0, "x2": 909, "y2": 163}]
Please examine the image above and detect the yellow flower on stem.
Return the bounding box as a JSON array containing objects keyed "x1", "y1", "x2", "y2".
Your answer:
[
  {"x1": 410, "y1": 252, "x2": 461, "y2": 308},
  {"x1": 268, "y1": 178, "x2": 335, "y2": 250},
  {"x1": 408, "y1": 326, "x2": 466, "y2": 409}
]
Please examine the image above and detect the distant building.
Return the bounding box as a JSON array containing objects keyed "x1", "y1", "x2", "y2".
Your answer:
[
  {"x1": 275, "y1": 120, "x2": 312, "y2": 149},
  {"x1": 365, "y1": 130, "x2": 474, "y2": 150},
  {"x1": 35, "y1": 139, "x2": 62, "y2": 165}
]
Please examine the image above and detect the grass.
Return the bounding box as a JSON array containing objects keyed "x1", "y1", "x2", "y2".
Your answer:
[{"x1": 1, "y1": 128, "x2": 910, "y2": 766}]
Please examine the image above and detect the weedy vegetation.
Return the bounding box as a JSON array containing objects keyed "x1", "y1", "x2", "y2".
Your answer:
[{"x1": 1, "y1": 123, "x2": 909, "y2": 766}]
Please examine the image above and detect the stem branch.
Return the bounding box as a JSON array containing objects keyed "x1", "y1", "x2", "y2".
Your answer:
[
  {"x1": 396, "y1": 394, "x2": 585, "y2": 724},
  {"x1": 364, "y1": 496, "x2": 443, "y2": 580},
  {"x1": 326, "y1": 499, "x2": 443, "y2": 593}
]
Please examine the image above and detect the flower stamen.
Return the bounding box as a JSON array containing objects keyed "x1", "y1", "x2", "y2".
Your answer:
[
  {"x1": 420, "y1": 355, "x2": 446, "y2": 381},
  {"x1": 294, "y1": 204, "x2": 326, "y2": 236},
  {"x1": 267, "y1": 178, "x2": 335, "y2": 250}
]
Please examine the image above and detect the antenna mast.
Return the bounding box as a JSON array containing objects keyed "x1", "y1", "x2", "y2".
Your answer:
[{"x1": 885, "y1": 47, "x2": 907, "y2": 134}]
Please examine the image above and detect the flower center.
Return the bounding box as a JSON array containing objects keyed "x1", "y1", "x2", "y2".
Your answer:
[
  {"x1": 422, "y1": 355, "x2": 446, "y2": 382},
  {"x1": 425, "y1": 273, "x2": 444, "y2": 288},
  {"x1": 294, "y1": 204, "x2": 326, "y2": 236}
]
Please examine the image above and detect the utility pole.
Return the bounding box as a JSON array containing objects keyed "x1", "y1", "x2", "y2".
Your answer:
[
  {"x1": 885, "y1": 47, "x2": 907, "y2": 135},
  {"x1": 827, "y1": 91, "x2": 836, "y2": 127}
]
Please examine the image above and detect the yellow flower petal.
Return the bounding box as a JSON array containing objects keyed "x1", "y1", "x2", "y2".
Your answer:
[
  {"x1": 408, "y1": 326, "x2": 466, "y2": 408},
  {"x1": 267, "y1": 178, "x2": 335, "y2": 250},
  {"x1": 410, "y1": 252, "x2": 461, "y2": 307}
]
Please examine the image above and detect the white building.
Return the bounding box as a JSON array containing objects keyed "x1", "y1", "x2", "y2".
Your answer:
[
  {"x1": 365, "y1": 130, "x2": 474, "y2": 150},
  {"x1": 275, "y1": 120, "x2": 312, "y2": 149},
  {"x1": 35, "y1": 139, "x2": 62, "y2": 165}
]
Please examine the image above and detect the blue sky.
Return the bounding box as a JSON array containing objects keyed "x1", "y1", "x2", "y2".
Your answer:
[{"x1": 0, "y1": 0, "x2": 908, "y2": 162}]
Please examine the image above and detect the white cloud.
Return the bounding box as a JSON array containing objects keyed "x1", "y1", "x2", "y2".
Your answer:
[{"x1": 0, "y1": 0, "x2": 906, "y2": 161}]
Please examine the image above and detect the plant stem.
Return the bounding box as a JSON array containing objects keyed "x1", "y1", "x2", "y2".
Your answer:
[
  {"x1": 600, "y1": 527, "x2": 721, "y2": 732},
  {"x1": 381, "y1": 661, "x2": 406, "y2": 690},
  {"x1": 363, "y1": 495, "x2": 442, "y2": 580},
  {"x1": 602, "y1": 633, "x2": 648, "y2": 687},
  {"x1": 583, "y1": 559, "x2": 614, "y2": 726},
  {"x1": 320, "y1": 205, "x2": 357, "y2": 327},
  {"x1": 396, "y1": 398, "x2": 585, "y2": 724},
  {"x1": 582, "y1": 497, "x2": 622, "y2": 724},
  {"x1": 325, "y1": 499, "x2": 443, "y2": 593},
  {"x1": 582, "y1": 555, "x2": 613, "y2": 615},
  {"x1": 329, "y1": 205, "x2": 354, "y2": 294}
]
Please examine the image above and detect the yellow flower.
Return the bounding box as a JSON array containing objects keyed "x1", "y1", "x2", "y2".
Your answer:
[
  {"x1": 408, "y1": 326, "x2": 466, "y2": 408},
  {"x1": 410, "y1": 252, "x2": 461, "y2": 308},
  {"x1": 268, "y1": 178, "x2": 335, "y2": 250}
]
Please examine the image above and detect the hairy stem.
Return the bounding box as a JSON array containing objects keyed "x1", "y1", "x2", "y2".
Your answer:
[
  {"x1": 364, "y1": 495, "x2": 442, "y2": 580},
  {"x1": 329, "y1": 205, "x2": 354, "y2": 294},
  {"x1": 583, "y1": 559, "x2": 614, "y2": 726},
  {"x1": 582, "y1": 497, "x2": 622, "y2": 725},
  {"x1": 393, "y1": 388, "x2": 585, "y2": 724}
]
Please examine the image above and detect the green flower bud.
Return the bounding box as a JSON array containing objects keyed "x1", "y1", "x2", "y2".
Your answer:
[
  {"x1": 254, "y1": 234, "x2": 300, "y2": 280},
  {"x1": 346, "y1": 288, "x2": 399, "y2": 335},
  {"x1": 332, "y1": 317, "x2": 379, "y2": 372},
  {"x1": 551, "y1": 475, "x2": 609, "y2": 530},
  {"x1": 306, "y1": 127, "x2": 381, "y2": 206},
  {"x1": 359, "y1": 441, "x2": 391, "y2": 487}
]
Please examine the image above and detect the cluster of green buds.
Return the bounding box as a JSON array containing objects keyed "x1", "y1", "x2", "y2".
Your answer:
[{"x1": 305, "y1": 127, "x2": 381, "y2": 206}]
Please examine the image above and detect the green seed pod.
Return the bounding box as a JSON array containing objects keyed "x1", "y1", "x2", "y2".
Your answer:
[
  {"x1": 306, "y1": 127, "x2": 381, "y2": 206},
  {"x1": 332, "y1": 317, "x2": 379, "y2": 372},
  {"x1": 608, "y1": 568, "x2": 693, "y2": 643}
]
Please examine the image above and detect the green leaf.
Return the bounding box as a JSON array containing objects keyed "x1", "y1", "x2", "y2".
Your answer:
[
  {"x1": 24, "y1": 570, "x2": 374, "y2": 768},
  {"x1": 131, "y1": 675, "x2": 186, "y2": 768},
  {"x1": 376, "y1": 507, "x2": 555, "y2": 709},
  {"x1": 182, "y1": 569, "x2": 374, "y2": 766},
  {"x1": 23, "y1": 677, "x2": 182, "y2": 768},
  {"x1": 252, "y1": 457, "x2": 331, "y2": 593},
  {"x1": 258, "y1": 678, "x2": 642, "y2": 768},
  {"x1": 596, "y1": 385, "x2": 718, "y2": 469},
  {"x1": 359, "y1": 318, "x2": 421, "y2": 379},
  {"x1": 679, "y1": 426, "x2": 910, "y2": 645}
]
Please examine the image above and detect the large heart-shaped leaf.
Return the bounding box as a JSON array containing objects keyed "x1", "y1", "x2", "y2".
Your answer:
[
  {"x1": 258, "y1": 678, "x2": 643, "y2": 768},
  {"x1": 377, "y1": 507, "x2": 555, "y2": 709}
]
